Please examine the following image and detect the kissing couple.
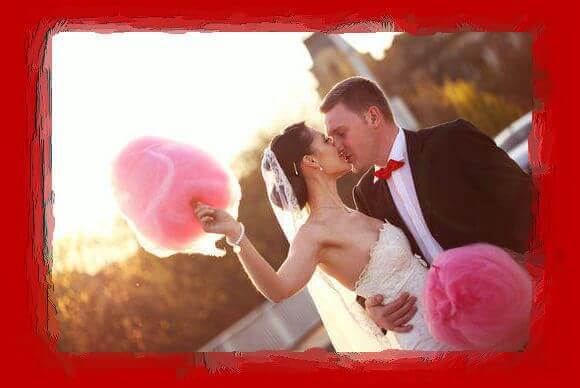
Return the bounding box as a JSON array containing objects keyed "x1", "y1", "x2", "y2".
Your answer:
[{"x1": 192, "y1": 77, "x2": 533, "y2": 352}]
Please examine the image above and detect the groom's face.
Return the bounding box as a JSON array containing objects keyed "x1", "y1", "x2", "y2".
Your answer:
[{"x1": 323, "y1": 103, "x2": 376, "y2": 172}]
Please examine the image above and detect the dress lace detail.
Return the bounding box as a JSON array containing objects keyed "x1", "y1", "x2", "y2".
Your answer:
[{"x1": 352, "y1": 221, "x2": 451, "y2": 351}]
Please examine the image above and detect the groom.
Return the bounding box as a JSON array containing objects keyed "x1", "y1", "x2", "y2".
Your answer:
[{"x1": 321, "y1": 77, "x2": 533, "y2": 334}]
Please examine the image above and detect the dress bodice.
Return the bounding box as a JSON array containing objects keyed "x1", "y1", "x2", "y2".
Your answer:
[{"x1": 353, "y1": 221, "x2": 451, "y2": 351}]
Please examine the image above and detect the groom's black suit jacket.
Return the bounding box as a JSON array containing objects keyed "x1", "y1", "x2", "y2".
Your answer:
[{"x1": 353, "y1": 119, "x2": 534, "y2": 308}]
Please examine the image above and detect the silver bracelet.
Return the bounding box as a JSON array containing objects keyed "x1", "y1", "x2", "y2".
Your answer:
[{"x1": 226, "y1": 223, "x2": 245, "y2": 247}]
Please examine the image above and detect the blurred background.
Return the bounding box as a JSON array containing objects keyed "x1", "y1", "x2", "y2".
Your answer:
[{"x1": 50, "y1": 31, "x2": 533, "y2": 352}]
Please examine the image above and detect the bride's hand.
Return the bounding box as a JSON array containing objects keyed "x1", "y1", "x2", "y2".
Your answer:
[{"x1": 191, "y1": 201, "x2": 241, "y2": 240}]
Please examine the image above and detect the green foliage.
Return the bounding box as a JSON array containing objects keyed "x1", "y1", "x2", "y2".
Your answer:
[
  {"x1": 404, "y1": 77, "x2": 525, "y2": 137},
  {"x1": 403, "y1": 79, "x2": 458, "y2": 128},
  {"x1": 442, "y1": 78, "x2": 524, "y2": 137}
]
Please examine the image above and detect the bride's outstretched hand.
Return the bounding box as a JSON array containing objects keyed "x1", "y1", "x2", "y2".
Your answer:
[{"x1": 191, "y1": 201, "x2": 241, "y2": 240}]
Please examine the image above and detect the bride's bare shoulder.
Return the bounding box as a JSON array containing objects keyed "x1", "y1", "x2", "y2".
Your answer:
[
  {"x1": 286, "y1": 223, "x2": 327, "y2": 259},
  {"x1": 295, "y1": 220, "x2": 330, "y2": 242},
  {"x1": 297, "y1": 221, "x2": 320, "y2": 235},
  {"x1": 297, "y1": 220, "x2": 342, "y2": 248}
]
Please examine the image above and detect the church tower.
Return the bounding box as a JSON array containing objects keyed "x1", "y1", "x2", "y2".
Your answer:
[{"x1": 304, "y1": 33, "x2": 377, "y2": 99}]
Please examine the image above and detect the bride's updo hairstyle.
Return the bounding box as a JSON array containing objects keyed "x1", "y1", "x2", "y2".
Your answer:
[{"x1": 267, "y1": 122, "x2": 314, "y2": 210}]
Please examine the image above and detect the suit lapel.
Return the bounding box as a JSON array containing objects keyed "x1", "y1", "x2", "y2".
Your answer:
[
  {"x1": 375, "y1": 178, "x2": 404, "y2": 227},
  {"x1": 404, "y1": 129, "x2": 438, "y2": 240},
  {"x1": 404, "y1": 130, "x2": 424, "y2": 198}
]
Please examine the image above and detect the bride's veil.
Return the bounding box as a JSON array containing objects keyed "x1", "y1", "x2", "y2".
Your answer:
[{"x1": 261, "y1": 147, "x2": 390, "y2": 352}]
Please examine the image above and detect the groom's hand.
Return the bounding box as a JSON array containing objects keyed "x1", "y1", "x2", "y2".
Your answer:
[{"x1": 364, "y1": 293, "x2": 417, "y2": 333}]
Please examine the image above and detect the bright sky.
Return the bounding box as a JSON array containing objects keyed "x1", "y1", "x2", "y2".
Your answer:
[{"x1": 51, "y1": 32, "x2": 398, "y2": 241}]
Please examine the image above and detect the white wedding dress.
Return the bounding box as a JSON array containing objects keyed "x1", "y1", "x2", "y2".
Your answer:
[{"x1": 348, "y1": 221, "x2": 452, "y2": 351}]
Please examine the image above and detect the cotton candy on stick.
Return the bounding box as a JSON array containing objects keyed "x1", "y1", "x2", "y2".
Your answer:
[
  {"x1": 111, "y1": 137, "x2": 241, "y2": 257},
  {"x1": 424, "y1": 243, "x2": 532, "y2": 351}
]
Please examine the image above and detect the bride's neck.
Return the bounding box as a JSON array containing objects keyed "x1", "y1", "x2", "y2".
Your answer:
[{"x1": 304, "y1": 175, "x2": 345, "y2": 212}]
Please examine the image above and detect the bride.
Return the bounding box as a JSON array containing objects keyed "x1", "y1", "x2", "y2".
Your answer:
[{"x1": 192, "y1": 121, "x2": 452, "y2": 351}]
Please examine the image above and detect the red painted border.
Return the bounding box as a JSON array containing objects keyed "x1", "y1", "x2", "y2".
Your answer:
[{"x1": 10, "y1": 0, "x2": 577, "y2": 385}]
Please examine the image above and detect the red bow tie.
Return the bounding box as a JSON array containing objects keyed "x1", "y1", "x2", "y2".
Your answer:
[{"x1": 374, "y1": 160, "x2": 405, "y2": 180}]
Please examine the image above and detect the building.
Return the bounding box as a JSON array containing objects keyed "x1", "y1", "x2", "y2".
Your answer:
[{"x1": 198, "y1": 288, "x2": 332, "y2": 352}]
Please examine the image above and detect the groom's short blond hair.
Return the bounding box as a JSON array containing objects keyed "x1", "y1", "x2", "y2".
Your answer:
[{"x1": 320, "y1": 77, "x2": 395, "y2": 123}]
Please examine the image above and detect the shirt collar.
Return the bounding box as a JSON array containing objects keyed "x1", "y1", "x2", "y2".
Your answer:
[{"x1": 374, "y1": 127, "x2": 406, "y2": 184}]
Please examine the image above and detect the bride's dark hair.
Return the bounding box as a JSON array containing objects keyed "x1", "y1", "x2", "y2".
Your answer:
[{"x1": 267, "y1": 122, "x2": 314, "y2": 210}]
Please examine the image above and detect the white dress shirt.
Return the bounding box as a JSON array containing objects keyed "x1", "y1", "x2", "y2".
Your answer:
[{"x1": 374, "y1": 128, "x2": 444, "y2": 263}]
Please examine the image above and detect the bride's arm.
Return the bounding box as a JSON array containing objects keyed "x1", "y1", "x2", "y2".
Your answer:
[
  {"x1": 237, "y1": 226, "x2": 320, "y2": 302},
  {"x1": 193, "y1": 202, "x2": 320, "y2": 303}
]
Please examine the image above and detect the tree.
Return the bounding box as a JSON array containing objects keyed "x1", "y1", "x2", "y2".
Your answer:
[{"x1": 442, "y1": 78, "x2": 524, "y2": 137}]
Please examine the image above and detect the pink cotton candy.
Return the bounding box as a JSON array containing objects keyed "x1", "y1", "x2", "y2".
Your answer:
[
  {"x1": 111, "y1": 137, "x2": 240, "y2": 257},
  {"x1": 424, "y1": 244, "x2": 532, "y2": 351}
]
